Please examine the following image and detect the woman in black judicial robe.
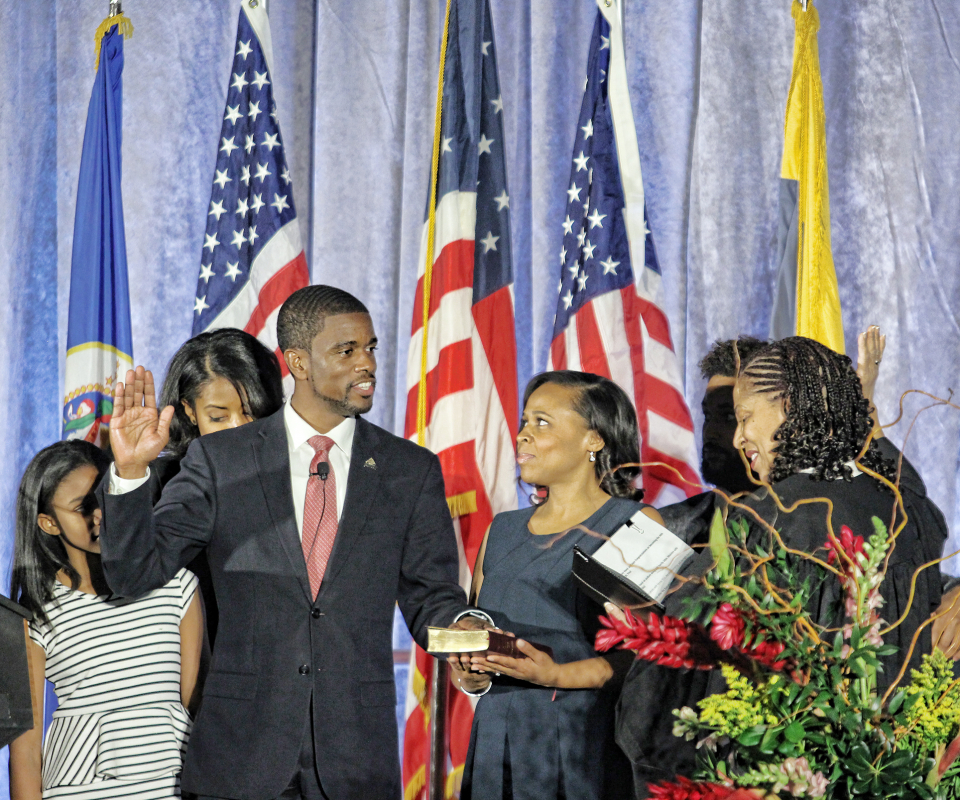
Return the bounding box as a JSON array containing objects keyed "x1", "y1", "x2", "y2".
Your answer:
[
  {"x1": 616, "y1": 337, "x2": 947, "y2": 797},
  {"x1": 151, "y1": 328, "x2": 284, "y2": 645}
]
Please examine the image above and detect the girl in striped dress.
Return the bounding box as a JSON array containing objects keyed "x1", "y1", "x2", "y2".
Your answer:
[{"x1": 8, "y1": 440, "x2": 203, "y2": 799}]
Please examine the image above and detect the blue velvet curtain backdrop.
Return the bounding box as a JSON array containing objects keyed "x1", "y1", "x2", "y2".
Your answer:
[{"x1": 3, "y1": 0, "x2": 960, "y2": 791}]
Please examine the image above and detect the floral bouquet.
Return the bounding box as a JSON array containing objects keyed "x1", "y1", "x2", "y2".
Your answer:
[{"x1": 596, "y1": 505, "x2": 960, "y2": 800}]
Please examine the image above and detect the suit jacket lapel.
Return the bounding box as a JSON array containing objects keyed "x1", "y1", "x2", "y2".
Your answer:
[
  {"x1": 321, "y1": 417, "x2": 382, "y2": 588},
  {"x1": 254, "y1": 410, "x2": 312, "y2": 603}
]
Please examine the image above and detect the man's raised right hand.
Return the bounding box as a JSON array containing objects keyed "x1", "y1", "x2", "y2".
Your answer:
[{"x1": 110, "y1": 366, "x2": 175, "y2": 479}]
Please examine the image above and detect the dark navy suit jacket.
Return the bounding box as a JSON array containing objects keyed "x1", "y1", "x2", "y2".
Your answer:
[{"x1": 98, "y1": 409, "x2": 469, "y2": 800}]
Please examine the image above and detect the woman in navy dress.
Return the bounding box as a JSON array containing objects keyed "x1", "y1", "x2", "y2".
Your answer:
[{"x1": 454, "y1": 371, "x2": 663, "y2": 800}]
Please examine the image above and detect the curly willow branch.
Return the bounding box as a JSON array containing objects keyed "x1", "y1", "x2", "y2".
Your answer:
[
  {"x1": 879, "y1": 388, "x2": 959, "y2": 431},
  {"x1": 856, "y1": 392, "x2": 960, "y2": 637},
  {"x1": 881, "y1": 570, "x2": 960, "y2": 706},
  {"x1": 879, "y1": 548, "x2": 960, "y2": 637}
]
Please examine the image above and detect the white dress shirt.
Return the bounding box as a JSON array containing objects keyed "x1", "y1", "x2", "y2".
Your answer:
[
  {"x1": 284, "y1": 401, "x2": 354, "y2": 536},
  {"x1": 110, "y1": 403, "x2": 356, "y2": 541}
]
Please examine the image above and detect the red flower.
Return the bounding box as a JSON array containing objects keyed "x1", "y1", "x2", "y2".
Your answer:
[
  {"x1": 826, "y1": 524, "x2": 865, "y2": 574},
  {"x1": 595, "y1": 610, "x2": 713, "y2": 670},
  {"x1": 745, "y1": 635, "x2": 788, "y2": 671},
  {"x1": 710, "y1": 603, "x2": 746, "y2": 650},
  {"x1": 707, "y1": 603, "x2": 790, "y2": 671},
  {"x1": 648, "y1": 777, "x2": 762, "y2": 800}
]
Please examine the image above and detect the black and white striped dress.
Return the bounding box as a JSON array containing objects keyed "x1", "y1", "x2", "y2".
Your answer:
[{"x1": 29, "y1": 568, "x2": 198, "y2": 799}]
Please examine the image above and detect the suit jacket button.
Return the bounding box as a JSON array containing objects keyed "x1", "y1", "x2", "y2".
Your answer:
[
  {"x1": 299, "y1": 664, "x2": 310, "y2": 675},
  {"x1": 312, "y1": 608, "x2": 323, "y2": 619}
]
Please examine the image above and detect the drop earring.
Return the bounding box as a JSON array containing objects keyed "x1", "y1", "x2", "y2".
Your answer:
[{"x1": 588, "y1": 451, "x2": 596, "y2": 462}]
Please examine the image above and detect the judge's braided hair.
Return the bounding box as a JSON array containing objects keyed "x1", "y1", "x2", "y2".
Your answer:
[{"x1": 739, "y1": 337, "x2": 895, "y2": 483}]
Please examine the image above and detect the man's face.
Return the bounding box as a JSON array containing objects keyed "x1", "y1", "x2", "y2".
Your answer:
[
  {"x1": 700, "y1": 375, "x2": 757, "y2": 494},
  {"x1": 304, "y1": 312, "x2": 378, "y2": 419}
]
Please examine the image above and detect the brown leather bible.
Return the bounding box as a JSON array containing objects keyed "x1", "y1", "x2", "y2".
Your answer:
[{"x1": 426, "y1": 627, "x2": 554, "y2": 659}]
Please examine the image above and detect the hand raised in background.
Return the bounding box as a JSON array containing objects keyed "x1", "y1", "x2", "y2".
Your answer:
[
  {"x1": 933, "y1": 585, "x2": 960, "y2": 661},
  {"x1": 856, "y1": 325, "x2": 886, "y2": 439},
  {"x1": 856, "y1": 324, "x2": 886, "y2": 403},
  {"x1": 110, "y1": 366, "x2": 174, "y2": 479}
]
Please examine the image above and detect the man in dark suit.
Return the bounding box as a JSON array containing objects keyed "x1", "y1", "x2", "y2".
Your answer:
[{"x1": 97, "y1": 286, "x2": 486, "y2": 800}]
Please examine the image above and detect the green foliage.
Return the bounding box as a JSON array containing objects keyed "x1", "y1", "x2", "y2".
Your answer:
[
  {"x1": 695, "y1": 664, "x2": 781, "y2": 738},
  {"x1": 670, "y1": 514, "x2": 959, "y2": 799},
  {"x1": 709, "y1": 506, "x2": 733, "y2": 581},
  {"x1": 903, "y1": 650, "x2": 960, "y2": 752}
]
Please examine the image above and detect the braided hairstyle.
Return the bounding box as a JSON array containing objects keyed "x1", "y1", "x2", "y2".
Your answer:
[
  {"x1": 738, "y1": 337, "x2": 895, "y2": 483},
  {"x1": 698, "y1": 336, "x2": 767, "y2": 380},
  {"x1": 523, "y1": 371, "x2": 643, "y2": 501}
]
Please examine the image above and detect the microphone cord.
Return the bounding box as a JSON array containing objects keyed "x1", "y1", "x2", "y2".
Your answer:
[{"x1": 305, "y1": 461, "x2": 330, "y2": 563}]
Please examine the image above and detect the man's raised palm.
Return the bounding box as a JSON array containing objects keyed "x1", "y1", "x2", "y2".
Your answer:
[{"x1": 110, "y1": 366, "x2": 174, "y2": 479}]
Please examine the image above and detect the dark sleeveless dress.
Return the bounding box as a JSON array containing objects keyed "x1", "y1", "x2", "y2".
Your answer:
[{"x1": 461, "y1": 497, "x2": 642, "y2": 800}]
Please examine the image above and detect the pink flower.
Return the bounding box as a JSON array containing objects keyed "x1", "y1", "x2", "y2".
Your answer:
[{"x1": 710, "y1": 603, "x2": 746, "y2": 650}]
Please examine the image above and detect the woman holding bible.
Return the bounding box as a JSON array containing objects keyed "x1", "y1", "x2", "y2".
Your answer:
[{"x1": 453, "y1": 370, "x2": 662, "y2": 800}]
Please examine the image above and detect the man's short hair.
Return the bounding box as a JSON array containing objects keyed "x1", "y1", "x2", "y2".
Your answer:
[
  {"x1": 277, "y1": 285, "x2": 369, "y2": 353},
  {"x1": 698, "y1": 336, "x2": 767, "y2": 380}
]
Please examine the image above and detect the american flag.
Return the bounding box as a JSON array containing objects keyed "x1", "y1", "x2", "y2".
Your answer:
[
  {"x1": 402, "y1": 0, "x2": 518, "y2": 796},
  {"x1": 192, "y1": 0, "x2": 308, "y2": 364},
  {"x1": 548, "y1": 7, "x2": 700, "y2": 504}
]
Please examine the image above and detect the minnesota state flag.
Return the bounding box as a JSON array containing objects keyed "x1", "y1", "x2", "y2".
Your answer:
[{"x1": 62, "y1": 17, "x2": 134, "y2": 444}]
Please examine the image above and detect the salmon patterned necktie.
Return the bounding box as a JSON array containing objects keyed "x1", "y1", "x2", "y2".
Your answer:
[{"x1": 301, "y1": 435, "x2": 338, "y2": 600}]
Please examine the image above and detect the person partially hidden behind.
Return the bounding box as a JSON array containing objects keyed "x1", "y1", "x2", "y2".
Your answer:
[
  {"x1": 616, "y1": 336, "x2": 767, "y2": 797},
  {"x1": 154, "y1": 327, "x2": 285, "y2": 648},
  {"x1": 95, "y1": 286, "x2": 490, "y2": 800},
  {"x1": 656, "y1": 336, "x2": 767, "y2": 548}
]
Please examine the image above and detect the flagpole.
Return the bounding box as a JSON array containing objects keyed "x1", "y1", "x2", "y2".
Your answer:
[
  {"x1": 420, "y1": 2, "x2": 454, "y2": 796},
  {"x1": 428, "y1": 659, "x2": 449, "y2": 800}
]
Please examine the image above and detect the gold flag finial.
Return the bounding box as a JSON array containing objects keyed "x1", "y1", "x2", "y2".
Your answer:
[{"x1": 94, "y1": 12, "x2": 134, "y2": 71}]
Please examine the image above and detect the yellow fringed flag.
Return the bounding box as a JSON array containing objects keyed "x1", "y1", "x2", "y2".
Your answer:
[
  {"x1": 94, "y1": 13, "x2": 133, "y2": 71},
  {"x1": 771, "y1": 0, "x2": 845, "y2": 353}
]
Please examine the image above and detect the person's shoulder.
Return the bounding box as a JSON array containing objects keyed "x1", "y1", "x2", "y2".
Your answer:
[
  {"x1": 603, "y1": 496, "x2": 654, "y2": 526},
  {"x1": 487, "y1": 505, "x2": 536, "y2": 536},
  {"x1": 660, "y1": 491, "x2": 715, "y2": 513},
  {"x1": 492, "y1": 506, "x2": 535, "y2": 524},
  {"x1": 357, "y1": 418, "x2": 436, "y2": 465},
  {"x1": 738, "y1": 473, "x2": 853, "y2": 531},
  {"x1": 755, "y1": 472, "x2": 824, "y2": 501},
  {"x1": 169, "y1": 567, "x2": 198, "y2": 589},
  {"x1": 608, "y1": 496, "x2": 648, "y2": 514}
]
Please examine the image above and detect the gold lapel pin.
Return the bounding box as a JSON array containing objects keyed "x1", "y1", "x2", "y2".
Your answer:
[{"x1": 364, "y1": 458, "x2": 376, "y2": 470}]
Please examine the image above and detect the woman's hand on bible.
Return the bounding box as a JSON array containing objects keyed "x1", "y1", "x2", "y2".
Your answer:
[{"x1": 471, "y1": 640, "x2": 560, "y2": 688}]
